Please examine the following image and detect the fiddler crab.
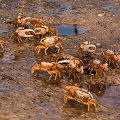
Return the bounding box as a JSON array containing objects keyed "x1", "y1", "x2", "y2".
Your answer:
[
  {"x1": 12, "y1": 15, "x2": 31, "y2": 27},
  {"x1": 80, "y1": 41, "x2": 96, "y2": 57},
  {"x1": 31, "y1": 62, "x2": 64, "y2": 81},
  {"x1": 56, "y1": 53, "x2": 83, "y2": 65},
  {"x1": 35, "y1": 36, "x2": 63, "y2": 55},
  {"x1": 58, "y1": 57, "x2": 84, "y2": 80},
  {"x1": 89, "y1": 59, "x2": 108, "y2": 78},
  {"x1": 101, "y1": 49, "x2": 120, "y2": 68},
  {"x1": 10, "y1": 27, "x2": 35, "y2": 43},
  {"x1": 64, "y1": 86, "x2": 98, "y2": 112},
  {"x1": 0, "y1": 40, "x2": 4, "y2": 50}
]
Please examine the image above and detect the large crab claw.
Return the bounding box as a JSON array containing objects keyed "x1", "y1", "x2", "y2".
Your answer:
[
  {"x1": 11, "y1": 27, "x2": 35, "y2": 43},
  {"x1": 17, "y1": 29, "x2": 35, "y2": 38},
  {"x1": 81, "y1": 44, "x2": 96, "y2": 52}
]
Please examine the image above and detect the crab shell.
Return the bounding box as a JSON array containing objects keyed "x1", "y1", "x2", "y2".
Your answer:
[
  {"x1": 40, "y1": 36, "x2": 61, "y2": 46},
  {"x1": 93, "y1": 59, "x2": 100, "y2": 64},
  {"x1": 34, "y1": 26, "x2": 49, "y2": 35},
  {"x1": 106, "y1": 49, "x2": 114, "y2": 55},
  {"x1": 65, "y1": 86, "x2": 93, "y2": 102},
  {"x1": 41, "y1": 62, "x2": 52, "y2": 66}
]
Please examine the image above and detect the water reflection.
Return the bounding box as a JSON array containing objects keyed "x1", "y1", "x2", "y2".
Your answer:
[
  {"x1": 53, "y1": 24, "x2": 88, "y2": 36},
  {"x1": 87, "y1": 84, "x2": 106, "y2": 97}
]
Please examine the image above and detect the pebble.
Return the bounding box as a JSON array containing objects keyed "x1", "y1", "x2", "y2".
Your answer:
[
  {"x1": 98, "y1": 13, "x2": 105, "y2": 17},
  {"x1": 96, "y1": 43, "x2": 101, "y2": 47}
]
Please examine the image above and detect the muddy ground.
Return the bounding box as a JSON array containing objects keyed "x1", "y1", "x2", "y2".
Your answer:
[{"x1": 0, "y1": 0, "x2": 120, "y2": 120}]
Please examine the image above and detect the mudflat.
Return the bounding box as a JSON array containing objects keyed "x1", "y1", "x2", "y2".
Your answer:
[{"x1": 0, "y1": 0, "x2": 120, "y2": 120}]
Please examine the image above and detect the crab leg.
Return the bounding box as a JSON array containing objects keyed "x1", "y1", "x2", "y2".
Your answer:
[
  {"x1": 10, "y1": 33, "x2": 15, "y2": 39},
  {"x1": 55, "y1": 45, "x2": 60, "y2": 53},
  {"x1": 55, "y1": 43, "x2": 63, "y2": 53},
  {"x1": 17, "y1": 36, "x2": 23, "y2": 43},
  {"x1": 111, "y1": 59, "x2": 119, "y2": 68},
  {"x1": 45, "y1": 47, "x2": 49, "y2": 55},
  {"x1": 89, "y1": 68, "x2": 94, "y2": 75},
  {"x1": 31, "y1": 63, "x2": 41, "y2": 74},
  {"x1": 35, "y1": 45, "x2": 46, "y2": 55},
  {"x1": 64, "y1": 94, "x2": 75, "y2": 103},
  {"x1": 47, "y1": 70, "x2": 60, "y2": 80}
]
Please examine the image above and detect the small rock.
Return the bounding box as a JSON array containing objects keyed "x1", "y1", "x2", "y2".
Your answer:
[
  {"x1": 98, "y1": 13, "x2": 105, "y2": 17},
  {"x1": 96, "y1": 43, "x2": 101, "y2": 47}
]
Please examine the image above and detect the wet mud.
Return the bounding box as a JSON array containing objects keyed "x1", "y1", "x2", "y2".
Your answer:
[{"x1": 0, "y1": 0, "x2": 120, "y2": 120}]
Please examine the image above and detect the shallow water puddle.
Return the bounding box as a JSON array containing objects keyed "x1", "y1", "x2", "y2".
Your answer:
[
  {"x1": 82, "y1": 85, "x2": 120, "y2": 109},
  {"x1": 54, "y1": 24, "x2": 88, "y2": 36},
  {"x1": 102, "y1": 5, "x2": 117, "y2": 11}
]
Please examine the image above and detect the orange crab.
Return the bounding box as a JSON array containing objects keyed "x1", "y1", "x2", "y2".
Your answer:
[
  {"x1": 64, "y1": 86, "x2": 98, "y2": 112},
  {"x1": 58, "y1": 59, "x2": 84, "y2": 80},
  {"x1": 13, "y1": 16, "x2": 31, "y2": 27},
  {"x1": 10, "y1": 27, "x2": 35, "y2": 43},
  {"x1": 80, "y1": 41, "x2": 96, "y2": 57},
  {"x1": 101, "y1": 49, "x2": 120, "y2": 68},
  {"x1": 35, "y1": 36, "x2": 63, "y2": 55},
  {"x1": 31, "y1": 62, "x2": 64, "y2": 80},
  {"x1": 89, "y1": 60, "x2": 108, "y2": 78}
]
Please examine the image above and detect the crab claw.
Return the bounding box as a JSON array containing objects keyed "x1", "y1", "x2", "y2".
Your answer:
[
  {"x1": 83, "y1": 44, "x2": 96, "y2": 52},
  {"x1": 58, "y1": 60, "x2": 71, "y2": 64},
  {"x1": 17, "y1": 29, "x2": 35, "y2": 38},
  {"x1": 80, "y1": 41, "x2": 96, "y2": 52}
]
